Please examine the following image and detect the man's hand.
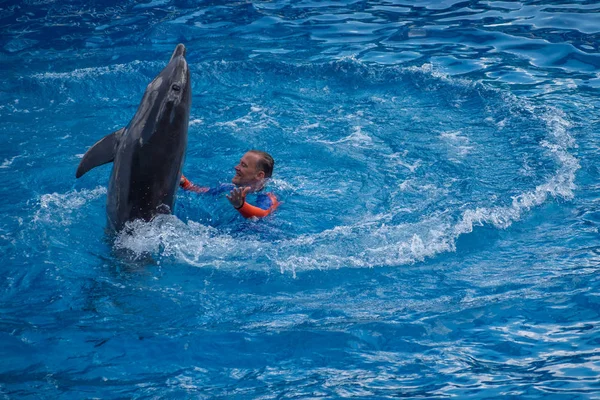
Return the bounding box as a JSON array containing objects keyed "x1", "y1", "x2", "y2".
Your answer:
[{"x1": 227, "y1": 187, "x2": 251, "y2": 209}]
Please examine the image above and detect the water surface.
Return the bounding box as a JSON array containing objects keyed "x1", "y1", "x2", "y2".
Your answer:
[{"x1": 1, "y1": 0, "x2": 600, "y2": 398}]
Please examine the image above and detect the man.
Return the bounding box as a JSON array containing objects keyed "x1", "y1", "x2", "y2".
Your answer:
[{"x1": 180, "y1": 150, "x2": 279, "y2": 219}]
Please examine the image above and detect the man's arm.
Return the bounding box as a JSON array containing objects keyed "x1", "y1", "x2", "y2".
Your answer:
[{"x1": 180, "y1": 175, "x2": 209, "y2": 193}]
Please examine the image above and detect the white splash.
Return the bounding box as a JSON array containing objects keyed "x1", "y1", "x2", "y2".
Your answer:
[
  {"x1": 34, "y1": 186, "x2": 107, "y2": 226},
  {"x1": 214, "y1": 104, "x2": 280, "y2": 131},
  {"x1": 32, "y1": 60, "x2": 152, "y2": 81},
  {"x1": 0, "y1": 155, "x2": 22, "y2": 169}
]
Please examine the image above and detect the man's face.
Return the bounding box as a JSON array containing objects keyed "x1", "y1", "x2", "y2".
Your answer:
[{"x1": 232, "y1": 151, "x2": 265, "y2": 187}]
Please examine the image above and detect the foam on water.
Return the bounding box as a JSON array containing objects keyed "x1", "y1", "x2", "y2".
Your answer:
[
  {"x1": 31, "y1": 61, "x2": 151, "y2": 81},
  {"x1": 0, "y1": 155, "x2": 22, "y2": 169},
  {"x1": 33, "y1": 186, "x2": 107, "y2": 226}
]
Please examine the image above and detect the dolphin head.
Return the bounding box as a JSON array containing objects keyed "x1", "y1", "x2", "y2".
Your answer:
[
  {"x1": 133, "y1": 43, "x2": 191, "y2": 143},
  {"x1": 158, "y1": 43, "x2": 191, "y2": 126},
  {"x1": 163, "y1": 43, "x2": 190, "y2": 105}
]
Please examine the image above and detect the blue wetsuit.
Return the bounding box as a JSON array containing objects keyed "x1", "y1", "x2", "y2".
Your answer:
[{"x1": 180, "y1": 178, "x2": 279, "y2": 218}]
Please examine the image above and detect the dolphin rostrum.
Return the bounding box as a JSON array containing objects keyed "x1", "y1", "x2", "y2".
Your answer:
[{"x1": 76, "y1": 43, "x2": 191, "y2": 231}]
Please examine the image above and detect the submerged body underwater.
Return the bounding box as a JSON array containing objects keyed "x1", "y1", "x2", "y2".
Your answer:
[{"x1": 1, "y1": 0, "x2": 600, "y2": 397}]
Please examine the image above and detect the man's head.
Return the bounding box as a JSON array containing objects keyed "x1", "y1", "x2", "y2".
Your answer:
[{"x1": 232, "y1": 150, "x2": 274, "y2": 189}]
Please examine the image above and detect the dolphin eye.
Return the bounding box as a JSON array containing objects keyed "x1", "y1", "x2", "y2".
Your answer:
[{"x1": 171, "y1": 84, "x2": 181, "y2": 92}]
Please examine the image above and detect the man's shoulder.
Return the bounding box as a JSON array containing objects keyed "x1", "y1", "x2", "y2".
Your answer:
[{"x1": 254, "y1": 191, "x2": 278, "y2": 210}]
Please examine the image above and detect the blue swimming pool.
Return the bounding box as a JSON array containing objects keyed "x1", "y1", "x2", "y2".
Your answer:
[{"x1": 1, "y1": 0, "x2": 600, "y2": 397}]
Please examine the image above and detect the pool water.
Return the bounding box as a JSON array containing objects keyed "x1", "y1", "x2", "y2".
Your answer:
[{"x1": 1, "y1": 0, "x2": 600, "y2": 397}]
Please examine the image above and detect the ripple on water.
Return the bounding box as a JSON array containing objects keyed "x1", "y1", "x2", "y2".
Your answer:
[{"x1": 56, "y1": 58, "x2": 578, "y2": 275}]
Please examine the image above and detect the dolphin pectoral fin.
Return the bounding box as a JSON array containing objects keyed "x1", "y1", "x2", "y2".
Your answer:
[{"x1": 76, "y1": 128, "x2": 125, "y2": 178}]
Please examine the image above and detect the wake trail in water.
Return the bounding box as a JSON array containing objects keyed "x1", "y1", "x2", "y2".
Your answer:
[{"x1": 23, "y1": 59, "x2": 579, "y2": 274}]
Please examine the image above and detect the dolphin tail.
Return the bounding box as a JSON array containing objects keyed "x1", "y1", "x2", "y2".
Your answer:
[{"x1": 76, "y1": 128, "x2": 125, "y2": 178}]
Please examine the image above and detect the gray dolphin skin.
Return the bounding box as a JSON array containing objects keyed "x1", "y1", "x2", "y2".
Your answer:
[{"x1": 76, "y1": 43, "x2": 191, "y2": 231}]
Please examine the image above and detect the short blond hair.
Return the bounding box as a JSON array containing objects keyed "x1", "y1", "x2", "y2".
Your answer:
[{"x1": 248, "y1": 150, "x2": 274, "y2": 178}]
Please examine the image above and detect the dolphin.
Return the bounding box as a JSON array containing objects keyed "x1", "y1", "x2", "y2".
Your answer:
[{"x1": 76, "y1": 43, "x2": 191, "y2": 231}]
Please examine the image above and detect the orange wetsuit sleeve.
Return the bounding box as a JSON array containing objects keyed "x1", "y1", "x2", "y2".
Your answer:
[
  {"x1": 180, "y1": 175, "x2": 209, "y2": 193},
  {"x1": 237, "y1": 193, "x2": 280, "y2": 219}
]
